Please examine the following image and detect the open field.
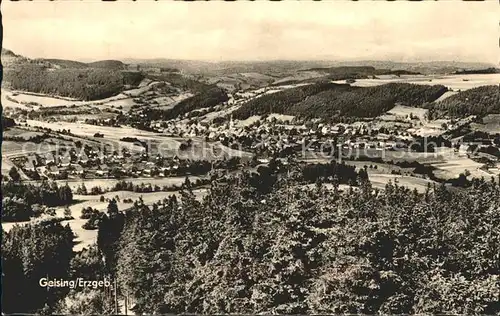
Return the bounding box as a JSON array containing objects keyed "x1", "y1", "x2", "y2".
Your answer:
[
  {"x1": 332, "y1": 74, "x2": 500, "y2": 91},
  {"x1": 1, "y1": 88, "x2": 122, "y2": 109},
  {"x1": 299, "y1": 150, "x2": 446, "y2": 165},
  {"x1": 149, "y1": 92, "x2": 194, "y2": 110},
  {"x1": 52, "y1": 175, "x2": 203, "y2": 191},
  {"x1": 100, "y1": 97, "x2": 138, "y2": 111},
  {"x1": 26, "y1": 119, "x2": 176, "y2": 141},
  {"x1": 5, "y1": 91, "x2": 82, "y2": 107},
  {"x1": 200, "y1": 105, "x2": 240, "y2": 123},
  {"x1": 1, "y1": 82, "x2": 157, "y2": 110},
  {"x1": 387, "y1": 105, "x2": 428, "y2": 120},
  {"x1": 2, "y1": 140, "x2": 27, "y2": 154},
  {"x1": 235, "y1": 115, "x2": 262, "y2": 127},
  {"x1": 272, "y1": 71, "x2": 325, "y2": 85},
  {"x1": 25, "y1": 119, "x2": 253, "y2": 160},
  {"x1": 407, "y1": 126, "x2": 445, "y2": 137},
  {"x1": 407, "y1": 118, "x2": 450, "y2": 137},
  {"x1": 205, "y1": 72, "x2": 276, "y2": 91},
  {"x1": 3, "y1": 127, "x2": 44, "y2": 139},
  {"x1": 266, "y1": 113, "x2": 296, "y2": 122},
  {"x1": 122, "y1": 82, "x2": 160, "y2": 97},
  {"x1": 2, "y1": 136, "x2": 96, "y2": 158},
  {"x1": 431, "y1": 157, "x2": 485, "y2": 180},
  {"x1": 369, "y1": 174, "x2": 435, "y2": 192},
  {"x1": 471, "y1": 114, "x2": 500, "y2": 134},
  {"x1": 345, "y1": 160, "x2": 410, "y2": 174}
]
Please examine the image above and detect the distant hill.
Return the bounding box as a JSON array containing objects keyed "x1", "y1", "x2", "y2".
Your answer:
[
  {"x1": 233, "y1": 82, "x2": 448, "y2": 121},
  {"x1": 298, "y1": 66, "x2": 422, "y2": 79},
  {"x1": 38, "y1": 58, "x2": 88, "y2": 69},
  {"x1": 328, "y1": 60, "x2": 496, "y2": 75},
  {"x1": 1, "y1": 49, "x2": 127, "y2": 70},
  {"x1": 453, "y1": 68, "x2": 500, "y2": 75},
  {"x1": 2, "y1": 48, "x2": 18, "y2": 57},
  {"x1": 86, "y1": 60, "x2": 127, "y2": 70},
  {"x1": 1, "y1": 48, "x2": 29, "y2": 67},
  {"x1": 4, "y1": 64, "x2": 144, "y2": 100},
  {"x1": 38, "y1": 58, "x2": 126, "y2": 70},
  {"x1": 2, "y1": 49, "x2": 141, "y2": 100},
  {"x1": 124, "y1": 58, "x2": 495, "y2": 76},
  {"x1": 430, "y1": 85, "x2": 500, "y2": 117}
]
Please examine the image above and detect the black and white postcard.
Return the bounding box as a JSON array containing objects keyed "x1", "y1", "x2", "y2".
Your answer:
[{"x1": 1, "y1": 1, "x2": 499, "y2": 314}]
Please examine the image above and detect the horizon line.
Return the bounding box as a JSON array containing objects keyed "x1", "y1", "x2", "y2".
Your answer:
[{"x1": 4, "y1": 47, "x2": 498, "y2": 66}]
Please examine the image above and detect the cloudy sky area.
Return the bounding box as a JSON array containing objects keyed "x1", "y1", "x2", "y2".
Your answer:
[{"x1": 2, "y1": 1, "x2": 498, "y2": 63}]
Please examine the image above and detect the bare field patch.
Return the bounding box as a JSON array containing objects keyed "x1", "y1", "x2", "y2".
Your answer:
[
  {"x1": 266, "y1": 113, "x2": 296, "y2": 122},
  {"x1": 387, "y1": 105, "x2": 428, "y2": 120},
  {"x1": 369, "y1": 174, "x2": 435, "y2": 192},
  {"x1": 7, "y1": 91, "x2": 82, "y2": 107},
  {"x1": 471, "y1": 114, "x2": 500, "y2": 133},
  {"x1": 273, "y1": 71, "x2": 325, "y2": 85},
  {"x1": 201, "y1": 105, "x2": 241, "y2": 123},
  {"x1": 3, "y1": 127, "x2": 44, "y2": 139},
  {"x1": 335, "y1": 74, "x2": 500, "y2": 90},
  {"x1": 2, "y1": 141, "x2": 26, "y2": 154},
  {"x1": 101, "y1": 97, "x2": 138, "y2": 111},
  {"x1": 26, "y1": 120, "x2": 170, "y2": 140},
  {"x1": 54, "y1": 176, "x2": 202, "y2": 191},
  {"x1": 430, "y1": 151, "x2": 485, "y2": 179}
]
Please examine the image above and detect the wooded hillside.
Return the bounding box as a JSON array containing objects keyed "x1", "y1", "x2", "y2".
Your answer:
[
  {"x1": 233, "y1": 82, "x2": 447, "y2": 121},
  {"x1": 143, "y1": 86, "x2": 229, "y2": 120},
  {"x1": 430, "y1": 85, "x2": 500, "y2": 117},
  {"x1": 3, "y1": 65, "x2": 144, "y2": 100}
]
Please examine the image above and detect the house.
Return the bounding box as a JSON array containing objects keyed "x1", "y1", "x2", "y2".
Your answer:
[
  {"x1": 143, "y1": 162, "x2": 156, "y2": 175},
  {"x1": 121, "y1": 163, "x2": 134, "y2": 173},
  {"x1": 133, "y1": 162, "x2": 146, "y2": 176},
  {"x1": 59, "y1": 156, "x2": 71, "y2": 168},
  {"x1": 37, "y1": 166, "x2": 47, "y2": 175},
  {"x1": 45, "y1": 153, "x2": 56, "y2": 165},
  {"x1": 96, "y1": 164, "x2": 109, "y2": 176},
  {"x1": 459, "y1": 144, "x2": 470, "y2": 154},
  {"x1": 48, "y1": 165, "x2": 60, "y2": 176},
  {"x1": 72, "y1": 164, "x2": 84, "y2": 175},
  {"x1": 78, "y1": 153, "x2": 89, "y2": 164},
  {"x1": 24, "y1": 160, "x2": 36, "y2": 172},
  {"x1": 384, "y1": 141, "x2": 398, "y2": 150},
  {"x1": 26, "y1": 155, "x2": 38, "y2": 167}
]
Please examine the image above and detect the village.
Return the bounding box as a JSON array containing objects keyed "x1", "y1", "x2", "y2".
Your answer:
[{"x1": 8, "y1": 99, "x2": 499, "y2": 185}]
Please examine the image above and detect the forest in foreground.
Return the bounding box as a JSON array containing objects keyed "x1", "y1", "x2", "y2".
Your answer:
[{"x1": 2, "y1": 162, "x2": 499, "y2": 315}]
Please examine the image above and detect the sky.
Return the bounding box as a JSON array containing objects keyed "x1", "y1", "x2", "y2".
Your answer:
[{"x1": 2, "y1": 1, "x2": 499, "y2": 63}]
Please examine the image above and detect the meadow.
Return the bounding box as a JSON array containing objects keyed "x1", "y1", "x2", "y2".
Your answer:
[
  {"x1": 333, "y1": 73, "x2": 500, "y2": 91},
  {"x1": 53, "y1": 176, "x2": 203, "y2": 191}
]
